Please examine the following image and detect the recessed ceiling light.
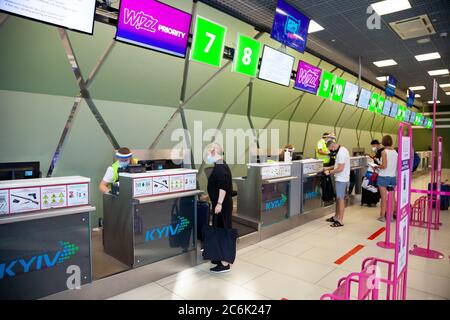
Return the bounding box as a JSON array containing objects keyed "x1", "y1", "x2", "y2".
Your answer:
[
  {"x1": 428, "y1": 69, "x2": 449, "y2": 76},
  {"x1": 308, "y1": 20, "x2": 324, "y2": 33},
  {"x1": 417, "y1": 38, "x2": 431, "y2": 44},
  {"x1": 428, "y1": 100, "x2": 441, "y2": 104},
  {"x1": 439, "y1": 83, "x2": 450, "y2": 88},
  {"x1": 415, "y1": 94, "x2": 421, "y2": 98},
  {"x1": 415, "y1": 52, "x2": 441, "y2": 61},
  {"x1": 373, "y1": 59, "x2": 398, "y2": 67},
  {"x1": 446, "y1": 92, "x2": 450, "y2": 96},
  {"x1": 409, "y1": 86, "x2": 426, "y2": 91},
  {"x1": 370, "y1": 0, "x2": 411, "y2": 16},
  {"x1": 376, "y1": 76, "x2": 388, "y2": 82}
]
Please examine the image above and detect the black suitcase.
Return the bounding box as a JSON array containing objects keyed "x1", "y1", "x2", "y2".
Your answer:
[
  {"x1": 361, "y1": 186, "x2": 380, "y2": 206},
  {"x1": 197, "y1": 200, "x2": 210, "y2": 241},
  {"x1": 438, "y1": 184, "x2": 449, "y2": 210}
]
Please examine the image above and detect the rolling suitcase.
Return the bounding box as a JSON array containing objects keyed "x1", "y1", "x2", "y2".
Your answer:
[
  {"x1": 361, "y1": 186, "x2": 380, "y2": 206},
  {"x1": 197, "y1": 200, "x2": 210, "y2": 241},
  {"x1": 440, "y1": 184, "x2": 450, "y2": 210}
]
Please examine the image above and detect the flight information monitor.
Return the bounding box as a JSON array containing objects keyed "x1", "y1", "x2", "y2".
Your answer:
[
  {"x1": 382, "y1": 99, "x2": 393, "y2": 116},
  {"x1": 342, "y1": 82, "x2": 359, "y2": 105},
  {"x1": 389, "y1": 103, "x2": 399, "y2": 118},
  {"x1": 357, "y1": 88, "x2": 371, "y2": 109},
  {"x1": 0, "y1": 0, "x2": 96, "y2": 34},
  {"x1": 258, "y1": 46, "x2": 295, "y2": 87}
]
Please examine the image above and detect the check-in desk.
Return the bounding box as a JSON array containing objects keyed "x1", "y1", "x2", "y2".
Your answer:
[
  {"x1": 350, "y1": 156, "x2": 368, "y2": 195},
  {"x1": 0, "y1": 176, "x2": 94, "y2": 300},
  {"x1": 103, "y1": 169, "x2": 201, "y2": 269},
  {"x1": 233, "y1": 162, "x2": 297, "y2": 240},
  {"x1": 297, "y1": 159, "x2": 324, "y2": 213}
]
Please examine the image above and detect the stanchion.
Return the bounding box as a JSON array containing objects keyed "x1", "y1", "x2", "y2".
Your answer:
[
  {"x1": 409, "y1": 80, "x2": 444, "y2": 260},
  {"x1": 377, "y1": 186, "x2": 395, "y2": 249}
]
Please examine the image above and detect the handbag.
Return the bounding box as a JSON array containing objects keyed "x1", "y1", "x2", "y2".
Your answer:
[{"x1": 202, "y1": 210, "x2": 238, "y2": 264}]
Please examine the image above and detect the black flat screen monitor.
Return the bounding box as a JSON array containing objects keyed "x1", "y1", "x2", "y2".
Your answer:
[{"x1": 0, "y1": 162, "x2": 40, "y2": 180}]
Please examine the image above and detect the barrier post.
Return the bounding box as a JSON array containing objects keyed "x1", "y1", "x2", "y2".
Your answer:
[
  {"x1": 377, "y1": 188, "x2": 395, "y2": 249},
  {"x1": 435, "y1": 137, "x2": 442, "y2": 227},
  {"x1": 392, "y1": 123, "x2": 412, "y2": 300},
  {"x1": 410, "y1": 80, "x2": 444, "y2": 260}
]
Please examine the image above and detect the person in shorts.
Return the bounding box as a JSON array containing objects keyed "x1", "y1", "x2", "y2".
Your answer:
[{"x1": 324, "y1": 140, "x2": 350, "y2": 227}]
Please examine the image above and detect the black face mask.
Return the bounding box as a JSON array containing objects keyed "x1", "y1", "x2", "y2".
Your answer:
[{"x1": 329, "y1": 146, "x2": 340, "y2": 156}]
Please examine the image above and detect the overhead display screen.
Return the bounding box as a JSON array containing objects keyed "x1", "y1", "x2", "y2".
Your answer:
[
  {"x1": 271, "y1": 0, "x2": 310, "y2": 53},
  {"x1": 385, "y1": 75, "x2": 397, "y2": 97},
  {"x1": 404, "y1": 109, "x2": 411, "y2": 123},
  {"x1": 357, "y1": 88, "x2": 371, "y2": 109},
  {"x1": 116, "y1": 0, "x2": 192, "y2": 57},
  {"x1": 342, "y1": 82, "x2": 359, "y2": 105},
  {"x1": 0, "y1": 0, "x2": 96, "y2": 34},
  {"x1": 407, "y1": 90, "x2": 415, "y2": 108},
  {"x1": 409, "y1": 112, "x2": 417, "y2": 124},
  {"x1": 294, "y1": 60, "x2": 322, "y2": 94},
  {"x1": 258, "y1": 46, "x2": 295, "y2": 87},
  {"x1": 390, "y1": 103, "x2": 399, "y2": 118},
  {"x1": 382, "y1": 99, "x2": 392, "y2": 116}
]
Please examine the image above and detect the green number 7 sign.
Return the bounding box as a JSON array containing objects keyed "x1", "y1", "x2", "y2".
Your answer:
[{"x1": 191, "y1": 16, "x2": 227, "y2": 68}]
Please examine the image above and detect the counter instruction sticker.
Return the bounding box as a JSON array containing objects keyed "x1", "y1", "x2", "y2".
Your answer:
[
  {"x1": 67, "y1": 183, "x2": 89, "y2": 206},
  {"x1": 41, "y1": 185, "x2": 67, "y2": 210},
  {"x1": 184, "y1": 174, "x2": 197, "y2": 190},
  {"x1": 9, "y1": 187, "x2": 41, "y2": 213},
  {"x1": 0, "y1": 189, "x2": 9, "y2": 215},
  {"x1": 280, "y1": 165, "x2": 291, "y2": 177},
  {"x1": 134, "y1": 178, "x2": 153, "y2": 197},
  {"x1": 402, "y1": 137, "x2": 411, "y2": 160},
  {"x1": 400, "y1": 160, "x2": 410, "y2": 210},
  {"x1": 396, "y1": 214, "x2": 409, "y2": 277},
  {"x1": 170, "y1": 175, "x2": 184, "y2": 193},
  {"x1": 153, "y1": 176, "x2": 170, "y2": 195}
]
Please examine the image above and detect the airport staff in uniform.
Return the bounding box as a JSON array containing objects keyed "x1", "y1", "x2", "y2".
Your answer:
[
  {"x1": 316, "y1": 133, "x2": 331, "y2": 166},
  {"x1": 99, "y1": 147, "x2": 139, "y2": 194}
]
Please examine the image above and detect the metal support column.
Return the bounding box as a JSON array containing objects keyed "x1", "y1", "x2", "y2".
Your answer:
[
  {"x1": 47, "y1": 31, "x2": 118, "y2": 176},
  {"x1": 149, "y1": 31, "x2": 264, "y2": 150},
  {"x1": 178, "y1": 0, "x2": 199, "y2": 169}
]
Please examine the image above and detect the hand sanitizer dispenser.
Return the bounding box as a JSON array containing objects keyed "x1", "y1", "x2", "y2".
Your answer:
[{"x1": 284, "y1": 149, "x2": 292, "y2": 163}]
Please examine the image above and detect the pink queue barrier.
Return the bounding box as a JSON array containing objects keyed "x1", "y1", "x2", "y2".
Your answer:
[
  {"x1": 377, "y1": 189, "x2": 395, "y2": 249},
  {"x1": 410, "y1": 195, "x2": 441, "y2": 230},
  {"x1": 320, "y1": 257, "x2": 398, "y2": 300}
]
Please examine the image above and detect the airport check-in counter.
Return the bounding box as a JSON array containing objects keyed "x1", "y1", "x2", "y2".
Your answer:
[
  {"x1": 233, "y1": 163, "x2": 296, "y2": 228},
  {"x1": 0, "y1": 176, "x2": 94, "y2": 300},
  {"x1": 350, "y1": 156, "x2": 368, "y2": 195},
  {"x1": 103, "y1": 169, "x2": 202, "y2": 269},
  {"x1": 290, "y1": 159, "x2": 325, "y2": 215},
  {"x1": 295, "y1": 159, "x2": 325, "y2": 213}
]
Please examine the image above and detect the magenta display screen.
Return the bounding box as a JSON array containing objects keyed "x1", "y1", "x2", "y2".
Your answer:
[
  {"x1": 115, "y1": 0, "x2": 192, "y2": 58},
  {"x1": 294, "y1": 61, "x2": 322, "y2": 94}
]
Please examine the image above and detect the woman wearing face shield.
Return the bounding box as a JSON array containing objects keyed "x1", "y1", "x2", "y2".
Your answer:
[{"x1": 99, "y1": 147, "x2": 139, "y2": 194}]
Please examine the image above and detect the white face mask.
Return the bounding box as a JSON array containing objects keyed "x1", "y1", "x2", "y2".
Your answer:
[{"x1": 372, "y1": 147, "x2": 377, "y2": 152}]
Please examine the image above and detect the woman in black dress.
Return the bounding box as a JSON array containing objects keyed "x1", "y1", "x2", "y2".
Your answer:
[{"x1": 206, "y1": 143, "x2": 234, "y2": 273}]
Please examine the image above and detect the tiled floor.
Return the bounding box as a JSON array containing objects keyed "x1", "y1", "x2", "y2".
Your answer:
[{"x1": 109, "y1": 170, "x2": 450, "y2": 300}]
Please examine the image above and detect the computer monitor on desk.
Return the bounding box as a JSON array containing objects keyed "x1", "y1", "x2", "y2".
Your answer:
[{"x1": 0, "y1": 162, "x2": 40, "y2": 180}]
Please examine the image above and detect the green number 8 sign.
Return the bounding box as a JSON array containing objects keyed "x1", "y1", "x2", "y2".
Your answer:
[
  {"x1": 191, "y1": 16, "x2": 227, "y2": 68},
  {"x1": 232, "y1": 34, "x2": 262, "y2": 77}
]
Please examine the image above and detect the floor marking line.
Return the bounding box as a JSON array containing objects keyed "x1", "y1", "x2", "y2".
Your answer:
[
  {"x1": 334, "y1": 245, "x2": 365, "y2": 265},
  {"x1": 367, "y1": 227, "x2": 386, "y2": 240}
]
